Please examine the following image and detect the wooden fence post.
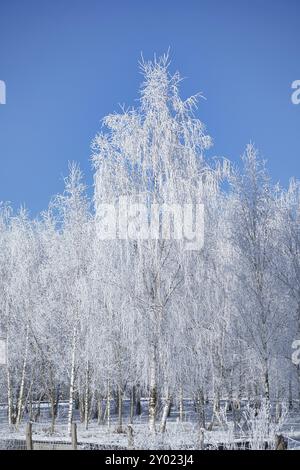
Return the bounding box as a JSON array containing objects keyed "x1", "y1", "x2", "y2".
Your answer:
[
  {"x1": 198, "y1": 428, "x2": 204, "y2": 450},
  {"x1": 275, "y1": 434, "x2": 287, "y2": 450},
  {"x1": 71, "y1": 422, "x2": 77, "y2": 450},
  {"x1": 26, "y1": 422, "x2": 33, "y2": 450}
]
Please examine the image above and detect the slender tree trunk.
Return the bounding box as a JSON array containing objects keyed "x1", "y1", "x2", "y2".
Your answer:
[
  {"x1": 16, "y1": 325, "x2": 29, "y2": 429},
  {"x1": 7, "y1": 364, "x2": 13, "y2": 426},
  {"x1": 226, "y1": 377, "x2": 233, "y2": 412},
  {"x1": 129, "y1": 386, "x2": 135, "y2": 424},
  {"x1": 67, "y1": 321, "x2": 77, "y2": 436},
  {"x1": 160, "y1": 389, "x2": 171, "y2": 433},
  {"x1": 276, "y1": 402, "x2": 282, "y2": 423},
  {"x1": 50, "y1": 396, "x2": 56, "y2": 433},
  {"x1": 135, "y1": 383, "x2": 141, "y2": 415},
  {"x1": 32, "y1": 392, "x2": 43, "y2": 422},
  {"x1": 263, "y1": 364, "x2": 270, "y2": 401},
  {"x1": 6, "y1": 324, "x2": 14, "y2": 427},
  {"x1": 6, "y1": 303, "x2": 13, "y2": 426},
  {"x1": 84, "y1": 360, "x2": 90, "y2": 430},
  {"x1": 117, "y1": 385, "x2": 123, "y2": 432},
  {"x1": 49, "y1": 371, "x2": 59, "y2": 433},
  {"x1": 208, "y1": 385, "x2": 222, "y2": 430},
  {"x1": 28, "y1": 393, "x2": 33, "y2": 422},
  {"x1": 79, "y1": 391, "x2": 85, "y2": 422},
  {"x1": 106, "y1": 379, "x2": 111, "y2": 428},
  {"x1": 97, "y1": 393, "x2": 104, "y2": 425},
  {"x1": 179, "y1": 385, "x2": 184, "y2": 422},
  {"x1": 288, "y1": 379, "x2": 293, "y2": 410},
  {"x1": 149, "y1": 343, "x2": 157, "y2": 433},
  {"x1": 198, "y1": 428, "x2": 205, "y2": 450},
  {"x1": 22, "y1": 378, "x2": 33, "y2": 423},
  {"x1": 196, "y1": 388, "x2": 206, "y2": 430}
]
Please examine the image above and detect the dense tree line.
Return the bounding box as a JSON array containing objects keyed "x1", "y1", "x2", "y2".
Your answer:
[{"x1": 0, "y1": 56, "x2": 299, "y2": 433}]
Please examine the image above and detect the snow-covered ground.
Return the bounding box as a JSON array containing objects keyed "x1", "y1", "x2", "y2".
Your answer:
[{"x1": 0, "y1": 400, "x2": 300, "y2": 450}]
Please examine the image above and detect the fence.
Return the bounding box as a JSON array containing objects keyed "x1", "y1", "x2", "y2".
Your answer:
[
  {"x1": 0, "y1": 397, "x2": 299, "y2": 450},
  {"x1": 0, "y1": 422, "x2": 292, "y2": 450},
  {"x1": 0, "y1": 422, "x2": 127, "y2": 450}
]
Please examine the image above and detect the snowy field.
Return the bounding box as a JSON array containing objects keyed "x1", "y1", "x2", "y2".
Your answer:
[{"x1": 0, "y1": 399, "x2": 300, "y2": 450}]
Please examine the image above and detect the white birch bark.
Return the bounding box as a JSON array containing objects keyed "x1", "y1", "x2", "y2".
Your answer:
[
  {"x1": 149, "y1": 343, "x2": 157, "y2": 433},
  {"x1": 84, "y1": 360, "x2": 90, "y2": 430},
  {"x1": 160, "y1": 388, "x2": 171, "y2": 433},
  {"x1": 16, "y1": 324, "x2": 29, "y2": 429},
  {"x1": 67, "y1": 320, "x2": 78, "y2": 436}
]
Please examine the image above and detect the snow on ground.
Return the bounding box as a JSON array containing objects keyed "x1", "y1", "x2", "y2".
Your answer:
[{"x1": 0, "y1": 400, "x2": 300, "y2": 450}]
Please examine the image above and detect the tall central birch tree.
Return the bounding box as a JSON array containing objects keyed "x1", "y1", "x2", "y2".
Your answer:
[{"x1": 92, "y1": 54, "x2": 212, "y2": 431}]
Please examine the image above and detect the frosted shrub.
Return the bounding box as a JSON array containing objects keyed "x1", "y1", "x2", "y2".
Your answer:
[{"x1": 243, "y1": 401, "x2": 288, "y2": 450}]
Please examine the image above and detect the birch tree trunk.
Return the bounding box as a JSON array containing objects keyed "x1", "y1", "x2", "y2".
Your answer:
[
  {"x1": 179, "y1": 385, "x2": 184, "y2": 422},
  {"x1": 160, "y1": 389, "x2": 171, "y2": 433},
  {"x1": 97, "y1": 393, "x2": 104, "y2": 425},
  {"x1": 263, "y1": 362, "x2": 270, "y2": 401},
  {"x1": 50, "y1": 395, "x2": 56, "y2": 434},
  {"x1": 117, "y1": 385, "x2": 123, "y2": 432},
  {"x1": 129, "y1": 386, "x2": 135, "y2": 424},
  {"x1": 149, "y1": 343, "x2": 157, "y2": 433},
  {"x1": 6, "y1": 305, "x2": 13, "y2": 427},
  {"x1": 288, "y1": 379, "x2": 293, "y2": 410},
  {"x1": 84, "y1": 360, "x2": 90, "y2": 430},
  {"x1": 6, "y1": 326, "x2": 13, "y2": 427},
  {"x1": 7, "y1": 365, "x2": 13, "y2": 426},
  {"x1": 135, "y1": 383, "x2": 141, "y2": 415},
  {"x1": 49, "y1": 370, "x2": 59, "y2": 433},
  {"x1": 106, "y1": 379, "x2": 111, "y2": 428},
  {"x1": 209, "y1": 387, "x2": 222, "y2": 429},
  {"x1": 16, "y1": 325, "x2": 29, "y2": 429},
  {"x1": 196, "y1": 388, "x2": 206, "y2": 430},
  {"x1": 67, "y1": 321, "x2": 78, "y2": 436}
]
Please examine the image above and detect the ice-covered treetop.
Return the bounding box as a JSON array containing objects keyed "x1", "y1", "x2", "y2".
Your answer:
[{"x1": 92, "y1": 54, "x2": 213, "y2": 203}]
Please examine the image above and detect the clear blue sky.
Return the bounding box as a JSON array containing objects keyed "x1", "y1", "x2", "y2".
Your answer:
[{"x1": 0, "y1": 0, "x2": 299, "y2": 216}]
